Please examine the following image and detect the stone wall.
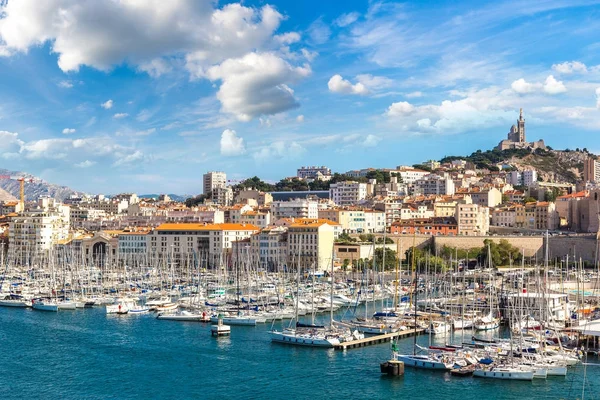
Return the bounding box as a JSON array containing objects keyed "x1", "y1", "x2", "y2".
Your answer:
[
  {"x1": 358, "y1": 233, "x2": 599, "y2": 263},
  {"x1": 433, "y1": 236, "x2": 544, "y2": 259}
]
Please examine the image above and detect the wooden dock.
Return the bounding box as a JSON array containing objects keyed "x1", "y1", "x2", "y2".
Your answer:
[{"x1": 334, "y1": 329, "x2": 425, "y2": 351}]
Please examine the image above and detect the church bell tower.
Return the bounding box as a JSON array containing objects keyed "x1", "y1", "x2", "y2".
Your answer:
[{"x1": 517, "y1": 108, "x2": 525, "y2": 143}]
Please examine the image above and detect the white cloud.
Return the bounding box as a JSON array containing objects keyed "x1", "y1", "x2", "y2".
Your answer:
[
  {"x1": 20, "y1": 138, "x2": 72, "y2": 160},
  {"x1": 386, "y1": 101, "x2": 415, "y2": 116},
  {"x1": 0, "y1": 1, "x2": 285, "y2": 73},
  {"x1": 511, "y1": 75, "x2": 566, "y2": 95},
  {"x1": 259, "y1": 118, "x2": 272, "y2": 128},
  {"x1": 62, "y1": 128, "x2": 76, "y2": 134},
  {"x1": 0, "y1": 131, "x2": 23, "y2": 154},
  {"x1": 58, "y1": 80, "x2": 73, "y2": 88},
  {"x1": 307, "y1": 17, "x2": 331, "y2": 44},
  {"x1": 355, "y1": 74, "x2": 394, "y2": 90},
  {"x1": 543, "y1": 75, "x2": 567, "y2": 94},
  {"x1": 334, "y1": 12, "x2": 360, "y2": 27},
  {"x1": 113, "y1": 113, "x2": 129, "y2": 119},
  {"x1": 113, "y1": 150, "x2": 144, "y2": 166},
  {"x1": 301, "y1": 48, "x2": 318, "y2": 62},
  {"x1": 274, "y1": 32, "x2": 301, "y2": 45},
  {"x1": 220, "y1": 129, "x2": 246, "y2": 156},
  {"x1": 138, "y1": 58, "x2": 172, "y2": 78},
  {"x1": 136, "y1": 109, "x2": 153, "y2": 122},
  {"x1": 253, "y1": 141, "x2": 305, "y2": 162},
  {"x1": 0, "y1": 1, "x2": 311, "y2": 122},
  {"x1": 328, "y1": 74, "x2": 369, "y2": 95},
  {"x1": 75, "y1": 160, "x2": 96, "y2": 168},
  {"x1": 364, "y1": 134, "x2": 381, "y2": 147},
  {"x1": 206, "y1": 52, "x2": 310, "y2": 121},
  {"x1": 135, "y1": 128, "x2": 156, "y2": 136},
  {"x1": 101, "y1": 99, "x2": 113, "y2": 109},
  {"x1": 384, "y1": 87, "x2": 520, "y2": 134},
  {"x1": 406, "y1": 91, "x2": 423, "y2": 98},
  {"x1": 296, "y1": 115, "x2": 305, "y2": 123},
  {"x1": 596, "y1": 88, "x2": 600, "y2": 109},
  {"x1": 552, "y1": 61, "x2": 588, "y2": 74},
  {"x1": 511, "y1": 78, "x2": 540, "y2": 94}
]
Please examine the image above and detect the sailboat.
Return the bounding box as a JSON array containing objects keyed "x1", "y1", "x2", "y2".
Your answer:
[
  {"x1": 474, "y1": 244, "x2": 499, "y2": 331},
  {"x1": 270, "y1": 243, "x2": 361, "y2": 347}
]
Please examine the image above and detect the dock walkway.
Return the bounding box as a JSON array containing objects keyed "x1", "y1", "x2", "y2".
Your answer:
[{"x1": 335, "y1": 328, "x2": 425, "y2": 351}]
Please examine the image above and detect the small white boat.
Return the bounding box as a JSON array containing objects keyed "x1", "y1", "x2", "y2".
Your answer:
[
  {"x1": 210, "y1": 314, "x2": 262, "y2": 326},
  {"x1": 453, "y1": 318, "x2": 474, "y2": 330},
  {"x1": 32, "y1": 299, "x2": 59, "y2": 312},
  {"x1": 128, "y1": 307, "x2": 150, "y2": 314},
  {"x1": 57, "y1": 301, "x2": 77, "y2": 310},
  {"x1": 269, "y1": 329, "x2": 341, "y2": 347},
  {"x1": 157, "y1": 310, "x2": 209, "y2": 322},
  {"x1": 0, "y1": 298, "x2": 31, "y2": 308},
  {"x1": 154, "y1": 303, "x2": 178, "y2": 313},
  {"x1": 473, "y1": 366, "x2": 534, "y2": 380},
  {"x1": 395, "y1": 354, "x2": 452, "y2": 370},
  {"x1": 474, "y1": 312, "x2": 499, "y2": 331},
  {"x1": 425, "y1": 321, "x2": 452, "y2": 335}
]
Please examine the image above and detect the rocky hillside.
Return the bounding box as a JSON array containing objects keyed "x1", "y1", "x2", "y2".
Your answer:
[
  {"x1": 0, "y1": 187, "x2": 17, "y2": 202},
  {"x1": 507, "y1": 149, "x2": 587, "y2": 183},
  {"x1": 441, "y1": 148, "x2": 590, "y2": 184},
  {"x1": 0, "y1": 169, "x2": 84, "y2": 202}
]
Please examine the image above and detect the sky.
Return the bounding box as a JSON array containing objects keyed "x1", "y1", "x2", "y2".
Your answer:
[{"x1": 0, "y1": 0, "x2": 600, "y2": 195}]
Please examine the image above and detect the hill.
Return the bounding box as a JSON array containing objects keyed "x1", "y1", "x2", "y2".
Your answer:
[
  {"x1": 440, "y1": 147, "x2": 590, "y2": 184},
  {"x1": 0, "y1": 169, "x2": 85, "y2": 201}
]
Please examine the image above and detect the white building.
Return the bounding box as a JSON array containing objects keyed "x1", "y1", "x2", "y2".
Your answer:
[
  {"x1": 271, "y1": 198, "x2": 319, "y2": 220},
  {"x1": 297, "y1": 166, "x2": 331, "y2": 180},
  {"x1": 118, "y1": 230, "x2": 149, "y2": 255},
  {"x1": 330, "y1": 181, "x2": 368, "y2": 206},
  {"x1": 413, "y1": 174, "x2": 455, "y2": 196},
  {"x1": 394, "y1": 167, "x2": 430, "y2": 185},
  {"x1": 203, "y1": 171, "x2": 227, "y2": 195},
  {"x1": 211, "y1": 186, "x2": 233, "y2": 207},
  {"x1": 250, "y1": 226, "x2": 288, "y2": 271},
  {"x1": 9, "y1": 200, "x2": 71, "y2": 264},
  {"x1": 455, "y1": 203, "x2": 490, "y2": 236}
]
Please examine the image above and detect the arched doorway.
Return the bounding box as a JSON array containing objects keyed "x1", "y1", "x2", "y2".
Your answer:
[{"x1": 92, "y1": 242, "x2": 107, "y2": 267}]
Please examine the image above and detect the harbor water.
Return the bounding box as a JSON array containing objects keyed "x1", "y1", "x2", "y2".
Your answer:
[{"x1": 0, "y1": 307, "x2": 598, "y2": 400}]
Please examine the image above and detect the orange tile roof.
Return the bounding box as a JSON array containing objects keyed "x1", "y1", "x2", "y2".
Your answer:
[
  {"x1": 288, "y1": 218, "x2": 339, "y2": 228},
  {"x1": 155, "y1": 223, "x2": 260, "y2": 231}
]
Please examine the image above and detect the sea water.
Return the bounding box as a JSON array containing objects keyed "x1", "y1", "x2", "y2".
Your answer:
[{"x1": 0, "y1": 307, "x2": 597, "y2": 400}]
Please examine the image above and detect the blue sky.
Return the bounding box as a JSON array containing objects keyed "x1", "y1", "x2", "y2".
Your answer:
[{"x1": 0, "y1": 0, "x2": 599, "y2": 195}]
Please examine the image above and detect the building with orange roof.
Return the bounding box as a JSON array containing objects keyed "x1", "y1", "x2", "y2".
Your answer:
[
  {"x1": 390, "y1": 217, "x2": 458, "y2": 235},
  {"x1": 240, "y1": 210, "x2": 271, "y2": 228},
  {"x1": 286, "y1": 218, "x2": 338, "y2": 271}
]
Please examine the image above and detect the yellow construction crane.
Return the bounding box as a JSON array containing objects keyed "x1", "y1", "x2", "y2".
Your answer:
[{"x1": 0, "y1": 175, "x2": 36, "y2": 211}]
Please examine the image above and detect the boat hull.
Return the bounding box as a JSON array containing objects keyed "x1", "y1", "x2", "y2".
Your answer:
[{"x1": 269, "y1": 331, "x2": 340, "y2": 347}]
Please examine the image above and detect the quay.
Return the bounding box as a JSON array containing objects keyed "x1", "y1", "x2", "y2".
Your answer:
[{"x1": 335, "y1": 329, "x2": 425, "y2": 351}]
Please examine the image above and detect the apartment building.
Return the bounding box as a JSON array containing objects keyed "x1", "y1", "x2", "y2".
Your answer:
[
  {"x1": 455, "y1": 203, "x2": 490, "y2": 235},
  {"x1": 329, "y1": 181, "x2": 368, "y2": 206}
]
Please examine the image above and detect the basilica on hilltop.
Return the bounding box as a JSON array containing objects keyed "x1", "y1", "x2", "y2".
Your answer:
[{"x1": 496, "y1": 108, "x2": 546, "y2": 151}]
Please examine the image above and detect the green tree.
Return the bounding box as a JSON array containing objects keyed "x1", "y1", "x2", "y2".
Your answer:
[
  {"x1": 502, "y1": 194, "x2": 510, "y2": 203},
  {"x1": 373, "y1": 247, "x2": 398, "y2": 271},
  {"x1": 336, "y1": 233, "x2": 355, "y2": 243},
  {"x1": 524, "y1": 196, "x2": 537, "y2": 203},
  {"x1": 481, "y1": 239, "x2": 521, "y2": 267}
]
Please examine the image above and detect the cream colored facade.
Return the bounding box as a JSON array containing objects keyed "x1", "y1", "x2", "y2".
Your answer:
[
  {"x1": 9, "y1": 204, "x2": 71, "y2": 264},
  {"x1": 147, "y1": 223, "x2": 259, "y2": 267},
  {"x1": 240, "y1": 211, "x2": 271, "y2": 228},
  {"x1": 287, "y1": 219, "x2": 337, "y2": 271},
  {"x1": 455, "y1": 203, "x2": 489, "y2": 235}
]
